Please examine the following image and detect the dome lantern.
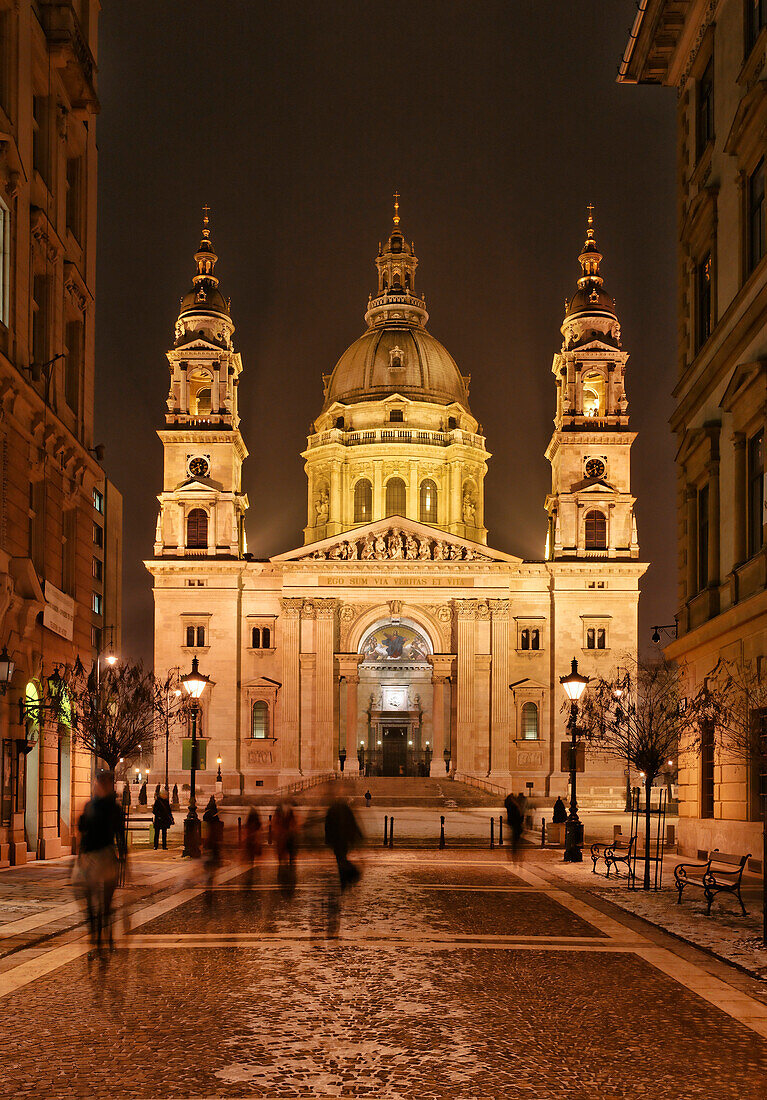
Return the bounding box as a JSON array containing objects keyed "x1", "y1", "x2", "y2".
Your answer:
[
  {"x1": 563, "y1": 203, "x2": 618, "y2": 323},
  {"x1": 176, "y1": 205, "x2": 232, "y2": 334}
]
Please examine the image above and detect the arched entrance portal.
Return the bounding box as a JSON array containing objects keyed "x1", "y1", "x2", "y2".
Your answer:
[{"x1": 357, "y1": 620, "x2": 433, "y2": 777}]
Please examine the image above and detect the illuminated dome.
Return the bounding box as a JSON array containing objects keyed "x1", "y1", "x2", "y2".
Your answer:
[
  {"x1": 564, "y1": 206, "x2": 617, "y2": 321},
  {"x1": 324, "y1": 324, "x2": 470, "y2": 410}
]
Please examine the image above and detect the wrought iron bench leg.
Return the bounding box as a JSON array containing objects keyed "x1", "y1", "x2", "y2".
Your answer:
[
  {"x1": 705, "y1": 886, "x2": 714, "y2": 916},
  {"x1": 736, "y1": 883, "x2": 747, "y2": 916}
]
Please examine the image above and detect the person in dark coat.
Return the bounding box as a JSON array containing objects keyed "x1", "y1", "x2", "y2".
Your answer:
[
  {"x1": 171, "y1": 783, "x2": 179, "y2": 808},
  {"x1": 243, "y1": 806, "x2": 263, "y2": 889},
  {"x1": 75, "y1": 770, "x2": 126, "y2": 955},
  {"x1": 552, "y1": 796, "x2": 567, "y2": 824},
  {"x1": 504, "y1": 792, "x2": 523, "y2": 861},
  {"x1": 202, "y1": 796, "x2": 224, "y2": 901},
  {"x1": 152, "y1": 789, "x2": 174, "y2": 850},
  {"x1": 324, "y1": 798, "x2": 363, "y2": 890},
  {"x1": 364, "y1": 790, "x2": 372, "y2": 808}
]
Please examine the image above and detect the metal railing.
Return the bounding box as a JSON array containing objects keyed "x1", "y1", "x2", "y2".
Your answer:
[
  {"x1": 307, "y1": 427, "x2": 486, "y2": 450},
  {"x1": 454, "y1": 772, "x2": 510, "y2": 799}
]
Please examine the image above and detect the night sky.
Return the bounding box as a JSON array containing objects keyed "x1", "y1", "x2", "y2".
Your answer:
[{"x1": 95, "y1": 1, "x2": 677, "y2": 666}]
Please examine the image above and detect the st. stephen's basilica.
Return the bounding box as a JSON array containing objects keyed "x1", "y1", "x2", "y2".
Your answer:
[{"x1": 146, "y1": 200, "x2": 647, "y2": 799}]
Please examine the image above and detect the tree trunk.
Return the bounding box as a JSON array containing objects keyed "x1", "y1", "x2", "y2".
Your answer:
[{"x1": 643, "y1": 779, "x2": 653, "y2": 890}]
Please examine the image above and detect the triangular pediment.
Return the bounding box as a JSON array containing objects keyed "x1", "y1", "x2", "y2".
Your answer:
[
  {"x1": 571, "y1": 477, "x2": 616, "y2": 493},
  {"x1": 272, "y1": 515, "x2": 520, "y2": 563},
  {"x1": 176, "y1": 476, "x2": 222, "y2": 492}
]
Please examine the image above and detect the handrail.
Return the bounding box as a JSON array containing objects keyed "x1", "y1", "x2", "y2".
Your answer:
[
  {"x1": 271, "y1": 771, "x2": 339, "y2": 799},
  {"x1": 454, "y1": 773, "x2": 510, "y2": 799}
]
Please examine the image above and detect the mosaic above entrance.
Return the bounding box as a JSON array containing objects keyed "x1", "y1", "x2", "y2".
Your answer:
[{"x1": 360, "y1": 622, "x2": 431, "y2": 663}]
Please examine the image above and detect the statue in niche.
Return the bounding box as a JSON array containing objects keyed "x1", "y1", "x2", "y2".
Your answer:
[
  {"x1": 433, "y1": 541, "x2": 446, "y2": 560},
  {"x1": 417, "y1": 537, "x2": 432, "y2": 559},
  {"x1": 405, "y1": 533, "x2": 419, "y2": 560},
  {"x1": 388, "y1": 529, "x2": 404, "y2": 559},
  {"x1": 361, "y1": 534, "x2": 375, "y2": 560},
  {"x1": 347, "y1": 539, "x2": 358, "y2": 560},
  {"x1": 462, "y1": 489, "x2": 477, "y2": 526},
  {"x1": 315, "y1": 487, "x2": 329, "y2": 524},
  {"x1": 373, "y1": 533, "x2": 388, "y2": 559}
]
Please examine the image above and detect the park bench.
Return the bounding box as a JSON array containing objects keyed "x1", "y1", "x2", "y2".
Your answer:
[
  {"x1": 673, "y1": 850, "x2": 751, "y2": 916},
  {"x1": 591, "y1": 835, "x2": 636, "y2": 878}
]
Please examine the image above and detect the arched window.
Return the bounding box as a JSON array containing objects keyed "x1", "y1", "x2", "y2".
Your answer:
[
  {"x1": 252, "y1": 627, "x2": 261, "y2": 649},
  {"x1": 385, "y1": 477, "x2": 406, "y2": 517},
  {"x1": 520, "y1": 629, "x2": 530, "y2": 651},
  {"x1": 521, "y1": 702, "x2": 538, "y2": 740},
  {"x1": 186, "y1": 508, "x2": 208, "y2": 549},
  {"x1": 584, "y1": 510, "x2": 607, "y2": 550},
  {"x1": 252, "y1": 700, "x2": 269, "y2": 739},
  {"x1": 262, "y1": 626, "x2": 270, "y2": 648},
  {"x1": 354, "y1": 478, "x2": 372, "y2": 523},
  {"x1": 582, "y1": 371, "x2": 605, "y2": 417},
  {"x1": 419, "y1": 479, "x2": 438, "y2": 524},
  {"x1": 195, "y1": 388, "x2": 211, "y2": 414}
]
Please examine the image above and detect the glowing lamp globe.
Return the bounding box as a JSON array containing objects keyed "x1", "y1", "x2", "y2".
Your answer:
[
  {"x1": 560, "y1": 658, "x2": 590, "y2": 703},
  {"x1": 181, "y1": 656, "x2": 209, "y2": 700}
]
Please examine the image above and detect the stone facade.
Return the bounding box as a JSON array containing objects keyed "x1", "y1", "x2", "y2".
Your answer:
[
  {"x1": 620, "y1": 0, "x2": 767, "y2": 857},
  {"x1": 147, "y1": 205, "x2": 646, "y2": 800},
  {"x1": 0, "y1": 2, "x2": 122, "y2": 865}
]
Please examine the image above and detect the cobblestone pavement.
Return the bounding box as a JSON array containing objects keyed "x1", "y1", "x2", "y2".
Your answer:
[{"x1": 0, "y1": 849, "x2": 766, "y2": 1098}]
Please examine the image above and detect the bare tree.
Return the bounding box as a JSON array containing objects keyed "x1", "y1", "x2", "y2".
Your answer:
[
  {"x1": 578, "y1": 656, "x2": 711, "y2": 889},
  {"x1": 66, "y1": 660, "x2": 160, "y2": 772}
]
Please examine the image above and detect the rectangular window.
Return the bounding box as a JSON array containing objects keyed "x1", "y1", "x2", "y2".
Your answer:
[
  {"x1": 184, "y1": 624, "x2": 206, "y2": 647},
  {"x1": 92, "y1": 487, "x2": 103, "y2": 513},
  {"x1": 0, "y1": 198, "x2": 9, "y2": 327},
  {"x1": 32, "y1": 96, "x2": 50, "y2": 184},
  {"x1": 747, "y1": 0, "x2": 767, "y2": 55},
  {"x1": 696, "y1": 58, "x2": 714, "y2": 158},
  {"x1": 748, "y1": 429, "x2": 764, "y2": 558},
  {"x1": 92, "y1": 522, "x2": 103, "y2": 547},
  {"x1": 749, "y1": 159, "x2": 765, "y2": 274},
  {"x1": 91, "y1": 625, "x2": 101, "y2": 650},
  {"x1": 698, "y1": 483, "x2": 709, "y2": 591},
  {"x1": 65, "y1": 320, "x2": 83, "y2": 412},
  {"x1": 695, "y1": 253, "x2": 712, "y2": 350},
  {"x1": 32, "y1": 274, "x2": 49, "y2": 367},
  {"x1": 66, "y1": 156, "x2": 83, "y2": 241},
  {"x1": 92, "y1": 556, "x2": 102, "y2": 581},
  {"x1": 700, "y1": 719, "x2": 715, "y2": 818},
  {"x1": 92, "y1": 591, "x2": 102, "y2": 615}
]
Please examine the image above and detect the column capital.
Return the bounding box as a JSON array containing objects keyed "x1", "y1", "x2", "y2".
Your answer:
[
  {"x1": 428, "y1": 653, "x2": 455, "y2": 680},
  {"x1": 488, "y1": 599, "x2": 510, "y2": 618},
  {"x1": 313, "y1": 598, "x2": 338, "y2": 619},
  {"x1": 336, "y1": 653, "x2": 364, "y2": 679},
  {"x1": 454, "y1": 598, "x2": 478, "y2": 620},
  {"x1": 280, "y1": 597, "x2": 304, "y2": 619}
]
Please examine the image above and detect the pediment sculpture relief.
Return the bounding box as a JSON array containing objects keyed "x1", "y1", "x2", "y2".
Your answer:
[{"x1": 305, "y1": 527, "x2": 491, "y2": 562}]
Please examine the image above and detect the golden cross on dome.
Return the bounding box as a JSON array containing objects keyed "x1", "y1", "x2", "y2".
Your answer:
[
  {"x1": 586, "y1": 202, "x2": 595, "y2": 238},
  {"x1": 393, "y1": 191, "x2": 400, "y2": 226},
  {"x1": 202, "y1": 203, "x2": 211, "y2": 237}
]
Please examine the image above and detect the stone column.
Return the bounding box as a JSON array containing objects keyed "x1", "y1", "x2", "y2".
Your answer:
[
  {"x1": 455, "y1": 600, "x2": 477, "y2": 776},
  {"x1": 733, "y1": 432, "x2": 746, "y2": 566},
  {"x1": 330, "y1": 463, "x2": 342, "y2": 530},
  {"x1": 489, "y1": 599, "x2": 511, "y2": 777},
  {"x1": 337, "y1": 654, "x2": 364, "y2": 762},
  {"x1": 407, "y1": 460, "x2": 418, "y2": 520},
  {"x1": 686, "y1": 484, "x2": 698, "y2": 598},
  {"x1": 373, "y1": 460, "x2": 383, "y2": 522},
  {"x1": 280, "y1": 599, "x2": 303, "y2": 776},
  {"x1": 428, "y1": 654, "x2": 455, "y2": 777},
  {"x1": 314, "y1": 599, "x2": 336, "y2": 773},
  {"x1": 707, "y1": 458, "x2": 720, "y2": 588}
]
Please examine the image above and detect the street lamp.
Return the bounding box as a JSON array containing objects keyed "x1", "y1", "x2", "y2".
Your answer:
[
  {"x1": 181, "y1": 655, "x2": 209, "y2": 858},
  {"x1": 560, "y1": 658, "x2": 590, "y2": 863},
  {"x1": 216, "y1": 756, "x2": 222, "y2": 782}
]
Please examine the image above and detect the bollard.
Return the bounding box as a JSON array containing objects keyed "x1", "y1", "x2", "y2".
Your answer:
[
  {"x1": 490, "y1": 817, "x2": 495, "y2": 849},
  {"x1": 383, "y1": 815, "x2": 389, "y2": 847},
  {"x1": 541, "y1": 819, "x2": 546, "y2": 848},
  {"x1": 268, "y1": 814, "x2": 272, "y2": 845},
  {"x1": 439, "y1": 815, "x2": 446, "y2": 850},
  {"x1": 389, "y1": 816, "x2": 394, "y2": 848},
  {"x1": 238, "y1": 816, "x2": 242, "y2": 844},
  {"x1": 499, "y1": 816, "x2": 504, "y2": 846}
]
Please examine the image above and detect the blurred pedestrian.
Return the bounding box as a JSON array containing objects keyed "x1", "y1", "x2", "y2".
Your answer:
[
  {"x1": 121, "y1": 782, "x2": 131, "y2": 811},
  {"x1": 73, "y1": 769, "x2": 125, "y2": 959},
  {"x1": 243, "y1": 806, "x2": 263, "y2": 888},
  {"x1": 272, "y1": 799, "x2": 299, "y2": 892},
  {"x1": 138, "y1": 780, "x2": 147, "y2": 806},
  {"x1": 504, "y1": 791, "x2": 523, "y2": 862},
  {"x1": 324, "y1": 797, "x2": 363, "y2": 889},
  {"x1": 171, "y1": 783, "x2": 179, "y2": 808},
  {"x1": 364, "y1": 790, "x2": 372, "y2": 809},
  {"x1": 152, "y1": 788, "x2": 174, "y2": 850},
  {"x1": 552, "y1": 796, "x2": 567, "y2": 824},
  {"x1": 202, "y1": 795, "x2": 224, "y2": 902}
]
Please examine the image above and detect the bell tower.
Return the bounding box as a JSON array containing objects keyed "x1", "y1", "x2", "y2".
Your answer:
[
  {"x1": 154, "y1": 210, "x2": 249, "y2": 558},
  {"x1": 545, "y1": 208, "x2": 639, "y2": 561}
]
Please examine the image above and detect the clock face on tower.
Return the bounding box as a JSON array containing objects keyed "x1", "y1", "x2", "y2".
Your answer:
[
  {"x1": 585, "y1": 458, "x2": 605, "y2": 480},
  {"x1": 188, "y1": 456, "x2": 210, "y2": 478}
]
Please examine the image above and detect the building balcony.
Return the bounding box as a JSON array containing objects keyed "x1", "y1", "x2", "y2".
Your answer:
[
  {"x1": 306, "y1": 426, "x2": 486, "y2": 451},
  {"x1": 39, "y1": 2, "x2": 98, "y2": 110}
]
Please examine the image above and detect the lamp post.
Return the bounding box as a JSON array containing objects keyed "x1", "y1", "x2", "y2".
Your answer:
[
  {"x1": 560, "y1": 658, "x2": 590, "y2": 863},
  {"x1": 161, "y1": 669, "x2": 182, "y2": 794},
  {"x1": 181, "y1": 656, "x2": 209, "y2": 858}
]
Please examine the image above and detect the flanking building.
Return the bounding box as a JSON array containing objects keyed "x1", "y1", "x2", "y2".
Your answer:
[
  {"x1": 619, "y1": 0, "x2": 767, "y2": 858},
  {"x1": 147, "y1": 205, "x2": 646, "y2": 799},
  {"x1": 0, "y1": 2, "x2": 122, "y2": 864}
]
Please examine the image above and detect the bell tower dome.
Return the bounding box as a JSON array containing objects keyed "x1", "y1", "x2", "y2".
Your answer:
[
  {"x1": 544, "y1": 207, "x2": 639, "y2": 561},
  {"x1": 153, "y1": 210, "x2": 249, "y2": 559},
  {"x1": 302, "y1": 197, "x2": 490, "y2": 545}
]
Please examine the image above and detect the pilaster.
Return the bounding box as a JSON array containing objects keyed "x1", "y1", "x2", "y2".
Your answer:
[
  {"x1": 455, "y1": 599, "x2": 477, "y2": 774},
  {"x1": 280, "y1": 598, "x2": 302, "y2": 773},
  {"x1": 489, "y1": 598, "x2": 511, "y2": 777}
]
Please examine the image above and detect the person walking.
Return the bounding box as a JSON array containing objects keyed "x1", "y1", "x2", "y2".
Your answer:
[
  {"x1": 504, "y1": 791, "x2": 523, "y2": 862},
  {"x1": 552, "y1": 796, "x2": 567, "y2": 824},
  {"x1": 202, "y1": 795, "x2": 224, "y2": 902},
  {"x1": 243, "y1": 806, "x2": 263, "y2": 889},
  {"x1": 74, "y1": 770, "x2": 125, "y2": 959},
  {"x1": 364, "y1": 790, "x2": 372, "y2": 809},
  {"x1": 152, "y1": 789, "x2": 174, "y2": 850},
  {"x1": 324, "y1": 797, "x2": 363, "y2": 889},
  {"x1": 272, "y1": 799, "x2": 299, "y2": 892}
]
